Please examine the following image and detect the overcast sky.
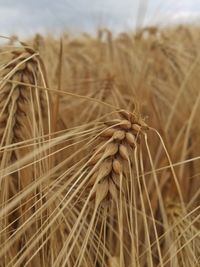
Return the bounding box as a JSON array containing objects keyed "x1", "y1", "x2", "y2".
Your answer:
[{"x1": 0, "y1": 0, "x2": 200, "y2": 37}]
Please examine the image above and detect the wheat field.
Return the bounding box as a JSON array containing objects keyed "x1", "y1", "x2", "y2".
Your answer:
[{"x1": 0, "y1": 25, "x2": 200, "y2": 266}]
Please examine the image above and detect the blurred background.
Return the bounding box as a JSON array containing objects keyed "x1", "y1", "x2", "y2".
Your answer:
[{"x1": 0, "y1": 0, "x2": 200, "y2": 37}]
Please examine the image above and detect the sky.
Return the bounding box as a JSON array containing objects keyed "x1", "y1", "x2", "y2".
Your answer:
[{"x1": 0, "y1": 0, "x2": 200, "y2": 37}]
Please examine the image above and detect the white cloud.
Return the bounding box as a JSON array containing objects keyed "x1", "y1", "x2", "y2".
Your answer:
[
  {"x1": 170, "y1": 11, "x2": 200, "y2": 24},
  {"x1": 0, "y1": 0, "x2": 199, "y2": 37}
]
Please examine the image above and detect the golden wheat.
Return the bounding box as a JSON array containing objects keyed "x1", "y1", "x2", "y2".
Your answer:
[{"x1": 0, "y1": 25, "x2": 199, "y2": 266}]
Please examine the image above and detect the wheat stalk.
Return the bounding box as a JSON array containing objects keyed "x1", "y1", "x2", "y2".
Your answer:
[{"x1": 0, "y1": 45, "x2": 52, "y2": 266}]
